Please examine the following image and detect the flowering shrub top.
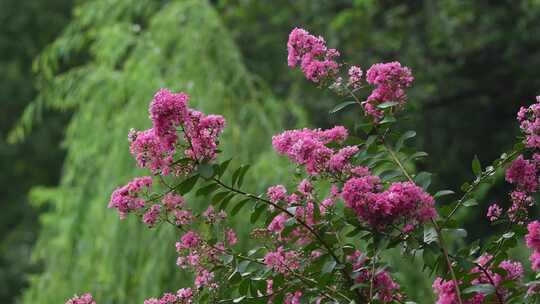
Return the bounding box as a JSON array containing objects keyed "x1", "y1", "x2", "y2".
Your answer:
[{"x1": 67, "y1": 27, "x2": 540, "y2": 304}]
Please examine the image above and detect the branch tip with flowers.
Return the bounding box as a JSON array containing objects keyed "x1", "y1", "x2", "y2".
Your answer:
[{"x1": 67, "y1": 27, "x2": 540, "y2": 304}]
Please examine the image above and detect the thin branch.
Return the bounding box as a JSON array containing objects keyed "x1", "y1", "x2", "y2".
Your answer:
[{"x1": 443, "y1": 150, "x2": 519, "y2": 225}]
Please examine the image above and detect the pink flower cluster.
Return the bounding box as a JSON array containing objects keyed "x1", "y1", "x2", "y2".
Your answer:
[
  {"x1": 287, "y1": 28, "x2": 339, "y2": 83},
  {"x1": 108, "y1": 176, "x2": 152, "y2": 219},
  {"x1": 65, "y1": 293, "x2": 96, "y2": 304},
  {"x1": 505, "y1": 155, "x2": 538, "y2": 192},
  {"x1": 432, "y1": 278, "x2": 483, "y2": 304},
  {"x1": 272, "y1": 126, "x2": 362, "y2": 175},
  {"x1": 347, "y1": 250, "x2": 401, "y2": 303},
  {"x1": 129, "y1": 128, "x2": 174, "y2": 175},
  {"x1": 433, "y1": 255, "x2": 524, "y2": 304},
  {"x1": 265, "y1": 179, "x2": 341, "y2": 246},
  {"x1": 263, "y1": 246, "x2": 300, "y2": 274},
  {"x1": 108, "y1": 177, "x2": 194, "y2": 227},
  {"x1": 284, "y1": 291, "x2": 302, "y2": 304},
  {"x1": 175, "y1": 225, "x2": 237, "y2": 290},
  {"x1": 143, "y1": 288, "x2": 193, "y2": 304},
  {"x1": 342, "y1": 176, "x2": 437, "y2": 230},
  {"x1": 129, "y1": 89, "x2": 226, "y2": 176},
  {"x1": 497, "y1": 154, "x2": 539, "y2": 223},
  {"x1": 517, "y1": 96, "x2": 540, "y2": 148},
  {"x1": 347, "y1": 65, "x2": 363, "y2": 90},
  {"x1": 486, "y1": 203, "x2": 502, "y2": 222},
  {"x1": 471, "y1": 255, "x2": 523, "y2": 299},
  {"x1": 508, "y1": 190, "x2": 534, "y2": 224},
  {"x1": 175, "y1": 231, "x2": 217, "y2": 290},
  {"x1": 526, "y1": 221, "x2": 540, "y2": 271},
  {"x1": 362, "y1": 62, "x2": 414, "y2": 121}
]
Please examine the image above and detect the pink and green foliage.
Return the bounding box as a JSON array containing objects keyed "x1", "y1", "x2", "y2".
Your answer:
[{"x1": 67, "y1": 28, "x2": 540, "y2": 303}]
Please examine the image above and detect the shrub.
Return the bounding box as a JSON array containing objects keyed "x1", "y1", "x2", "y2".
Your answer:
[{"x1": 68, "y1": 28, "x2": 540, "y2": 304}]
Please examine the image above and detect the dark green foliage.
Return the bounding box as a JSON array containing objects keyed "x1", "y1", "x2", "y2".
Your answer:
[{"x1": 0, "y1": 0, "x2": 72, "y2": 302}]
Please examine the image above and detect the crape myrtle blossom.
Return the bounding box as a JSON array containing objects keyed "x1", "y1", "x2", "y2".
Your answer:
[
  {"x1": 347, "y1": 250, "x2": 401, "y2": 303},
  {"x1": 508, "y1": 190, "x2": 534, "y2": 224},
  {"x1": 284, "y1": 291, "x2": 302, "y2": 304},
  {"x1": 94, "y1": 25, "x2": 540, "y2": 302},
  {"x1": 108, "y1": 176, "x2": 152, "y2": 219},
  {"x1": 149, "y1": 89, "x2": 190, "y2": 151},
  {"x1": 365, "y1": 62, "x2": 414, "y2": 103},
  {"x1": 433, "y1": 278, "x2": 484, "y2": 304},
  {"x1": 142, "y1": 204, "x2": 161, "y2": 227},
  {"x1": 470, "y1": 255, "x2": 524, "y2": 299},
  {"x1": 498, "y1": 152, "x2": 540, "y2": 224},
  {"x1": 263, "y1": 246, "x2": 301, "y2": 274},
  {"x1": 143, "y1": 288, "x2": 194, "y2": 304},
  {"x1": 347, "y1": 65, "x2": 363, "y2": 90},
  {"x1": 65, "y1": 293, "x2": 96, "y2": 304},
  {"x1": 517, "y1": 96, "x2": 540, "y2": 149},
  {"x1": 342, "y1": 176, "x2": 437, "y2": 230},
  {"x1": 433, "y1": 255, "x2": 524, "y2": 304},
  {"x1": 287, "y1": 27, "x2": 340, "y2": 83},
  {"x1": 363, "y1": 61, "x2": 414, "y2": 122},
  {"x1": 129, "y1": 128, "x2": 174, "y2": 175},
  {"x1": 174, "y1": 230, "x2": 225, "y2": 290},
  {"x1": 130, "y1": 89, "x2": 226, "y2": 177},
  {"x1": 505, "y1": 155, "x2": 538, "y2": 193},
  {"x1": 527, "y1": 221, "x2": 540, "y2": 271},
  {"x1": 272, "y1": 126, "x2": 360, "y2": 175},
  {"x1": 486, "y1": 203, "x2": 502, "y2": 222}
]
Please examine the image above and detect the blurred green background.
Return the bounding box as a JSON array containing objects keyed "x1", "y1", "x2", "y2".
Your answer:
[{"x1": 2, "y1": 0, "x2": 540, "y2": 303}]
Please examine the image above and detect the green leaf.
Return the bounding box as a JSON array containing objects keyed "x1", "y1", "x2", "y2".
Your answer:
[
  {"x1": 472, "y1": 155, "x2": 482, "y2": 176},
  {"x1": 329, "y1": 101, "x2": 357, "y2": 114},
  {"x1": 364, "y1": 135, "x2": 378, "y2": 148},
  {"x1": 463, "y1": 284, "x2": 495, "y2": 295},
  {"x1": 231, "y1": 166, "x2": 243, "y2": 186},
  {"x1": 198, "y1": 163, "x2": 214, "y2": 179},
  {"x1": 377, "y1": 101, "x2": 400, "y2": 109},
  {"x1": 237, "y1": 260, "x2": 251, "y2": 274},
  {"x1": 395, "y1": 130, "x2": 416, "y2": 151},
  {"x1": 230, "y1": 198, "x2": 251, "y2": 215},
  {"x1": 195, "y1": 183, "x2": 219, "y2": 197},
  {"x1": 219, "y1": 193, "x2": 236, "y2": 210},
  {"x1": 322, "y1": 260, "x2": 337, "y2": 274},
  {"x1": 406, "y1": 151, "x2": 428, "y2": 161},
  {"x1": 237, "y1": 165, "x2": 251, "y2": 187},
  {"x1": 434, "y1": 190, "x2": 454, "y2": 198},
  {"x1": 250, "y1": 204, "x2": 266, "y2": 224},
  {"x1": 212, "y1": 191, "x2": 229, "y2": 205},
  {"x1": 462, "y1": 199, "x2": 478, "y2": 207},
  {"x1": 502, "y1": 232, "x2": 515, "y2": 239},
  {"x1": 217, "y1": 158, "x2": 232, "y2": 177},
  {"x1": 228, "y1": 271, "x2": 241, "y2": 284},
  {"x1": 380, "y1": 169, "x2": 402, "y2": 182},
  {"x1": 177, "y1": 174, "x2": 199, "y2": 195},
  {"x1": 380, "y1": 116, "x2": 396, "y2": 125},
  {"x1": 414, "y1": 171, "x2": 432, "y2": 190}
]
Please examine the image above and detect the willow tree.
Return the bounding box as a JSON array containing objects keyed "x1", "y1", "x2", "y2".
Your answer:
[{"x1": 13, "y1": 1, "x2": 302, "y2": 303}]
